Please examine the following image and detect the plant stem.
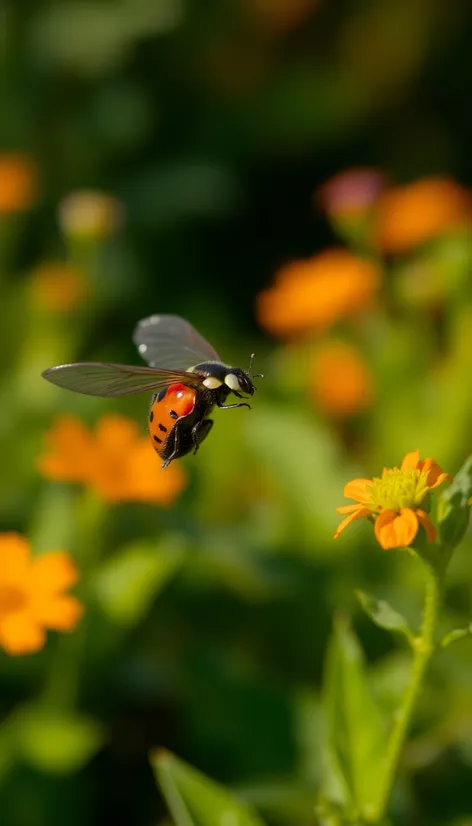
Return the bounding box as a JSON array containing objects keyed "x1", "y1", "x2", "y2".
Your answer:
[
  {"x1": 41, "y1": 489, "x2": 106, "y2": 710},
  {"x1": 373, "y1": 559, "x2": 442, "y2": 822}
]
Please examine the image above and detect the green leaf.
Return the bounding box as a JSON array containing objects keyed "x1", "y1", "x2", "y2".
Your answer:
[
  {"x1": 246, "y1": 404, "x2": 360, "y2": 551},
  {"x1": 293, "y1": 690, "x2": 324, "y2": 786},
  {"x1": 234, "y1": 780, "x2": 319, "y2": 824},
  {"x1": 440, "y1": 625, "x2": 472, "y2": 649},
  {"x1": 151, "y1": 749, "x2": 267, "y2": 826},
  {"x1": 0, "y1": 713, "x2": 19, "y2": 781},
  {"x1": 188, "y1": 538, "x2": 280, "y2": 600},
  {"x1": 436, "y1": 456, "x2": 472, "y2": 551},
  {"x1": 368, "y1": 651, "x2": 412, "y2": 718},
  {"x1": 94, "y1": 535, "x2": 186, "y2": 627},
  {"x1": 15, "y1": 706, "x2": 105, "y2": 775},
  {"x1": 322, "y1": 618, "x2": 386, "y2": 819},
  {"x1": 355, "y1": 590, "x2": 413, "y2": 642}
]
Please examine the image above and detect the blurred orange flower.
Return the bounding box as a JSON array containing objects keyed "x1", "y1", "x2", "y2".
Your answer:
[
  {"x1": 256, "y1": 249, "x2": 381, "y2": 338},
  {"x1": 58, "y1": 190, "x2": 124, "y2": 240},
  {"x1": 376, "y1": 177, "x2": 472, "y2": 254},
  {"x1": 335, "y1": 449, "x2": 452, "y2": 550},
  {"x1": 0, "y1": 533, "x2": 83, "y2": 655},
  {"x1": 29, "y1": 262, "x2": 87, "y2": 312},
  {"x1": 245, "y1": 0, "x2": 318, "y2": 33},
  {"x1": 0, "y1": 154, "x2": 38, "y2": 213},
  {"x1": 38, "y1": 414, "x2": 187, "y2": 505},
  {"x1": 310, "y1": 340, "x2": 374, "y2": 418}
]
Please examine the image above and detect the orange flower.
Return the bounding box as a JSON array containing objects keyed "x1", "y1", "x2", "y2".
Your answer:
[
  {"x1": 38, "y1": 414, "x2": 187, "y2": 506},
  {"x1": 256, "y1": 249, "x2": 381, "y2": 338},
  {"x1": 0, "y1": 533, "x2": 82, "y2": 655},
  {"x1": 29, "y1": 262, "x2": 87, "y2": 311},
  {"x1": 376, "y1": 177, "x2": 472, "y2": 254},
  {"x1": 244, "y1": 0, "x2": 318, "y2": 33},
  {"x1": 0, "y1": 154, "x2": 38, "y2": 213},
  {"x1": 310, "y1": 340, "x2": 374, "y2": 418},
  {"x1": 334, "y1": 450, "x2": 452, "y2": 549},
  {"x1": 58, "y1": 190, "x2": 124, "y2": 240}
]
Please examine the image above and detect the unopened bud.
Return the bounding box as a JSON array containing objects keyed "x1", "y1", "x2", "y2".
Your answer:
[{"x1": 58, "y1": 190, "x2": 124, "y2": 240}]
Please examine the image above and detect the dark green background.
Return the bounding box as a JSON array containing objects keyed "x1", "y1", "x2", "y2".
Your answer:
[{"x1": 2, "y1": 2, "x2": 472, "y2": 825}]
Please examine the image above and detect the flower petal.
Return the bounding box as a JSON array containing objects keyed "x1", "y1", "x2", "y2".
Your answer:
[
  {"x1": 374, "y1": 508, "x2": 418, "y2": 550},
  {"x1": 95, "y1": 415, "x2": 139, "y2": 453},
  {"x1": 336, "y1": 504, "x2": 365, "y2": 514},
  {"x1": 0, "y1": 612, "x2": 45, "y2": 655},
  {"x1": 418, "y1": 459, "x2": 453, "y2": 490},
  {"x1": 343, "y1": 478, "x2": 373, "y2": 503},
  {"x1": 428, "y1": 472, "x2": 453, "y2": 490},
  {"x1": 125, "y1": 441, "x2": 188, "y2": 505},
  {"x1": 334, "y1": 506, "x2": 370, "y2": 539},
  {"x1": 401, "y1": 449, "x2": 421, "y2": 471},
  {"x1": 30, "y1": 552, "x2": 79, "y2": 594},
  {"x1": 0, "y1": 533, "x2": 31, "y2": 584},
  {"x1": 416, "y1": 509, "x2": 437, "y2": 542},
  {"x1": 38, "y1": 416, "x2": 95, "y2": 483},
  {"x1": 32, "y1": 595, "x2": 84, "y2": 631}
]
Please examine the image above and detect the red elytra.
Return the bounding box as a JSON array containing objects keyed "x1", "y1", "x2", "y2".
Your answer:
[
  {"x1": 148, "y1": 383, "x2": 197, "y2": 458},
  {"x1": 164, "y1": 383, "x2": 197, "y2": 417}
]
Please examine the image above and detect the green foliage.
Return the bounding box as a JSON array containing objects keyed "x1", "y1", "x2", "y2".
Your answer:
[
  {"x1": 436, "y1": 456, "x2": 472, "y2": 553},
  {"x1": 355, "y1": 590, "x2": 413, "y2": 643},
  {"x1": 440, "y1": 625, "x2": 472, "y2": 649},
  {"x1": 321, "y1": 620, "x2": 386, "y2": 819},
  {"x1": 94, "y1": 536, "x2": 186, "y2": 627},
  {"x1": 6, "y1": 706, "x2": 104, "y2": 776},
  {"x1": 247, "y1": 405, "x2": 358, "y2": 550},
  {"x1": 1, "y1": 2, "x2": 472, "y2": 825},
  {"x1": 152, "y1": 750, "x2": 266, "y2": 826}
]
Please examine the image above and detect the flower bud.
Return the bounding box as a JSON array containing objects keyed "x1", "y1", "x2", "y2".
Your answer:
[
  {"x1": 58, "y1": 190, "x2": 124, "y2": 240},
  {"x1": 436, "y1": 456, "x2": 472, "y2": 550},
  {"x1": 0, "y1": 154, "x2": 38, "y2": 213}
]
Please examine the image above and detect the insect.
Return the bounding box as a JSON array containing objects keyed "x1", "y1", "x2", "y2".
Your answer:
[{"x1": 42, "y1": 315, "x2": 262, "y2": 469}]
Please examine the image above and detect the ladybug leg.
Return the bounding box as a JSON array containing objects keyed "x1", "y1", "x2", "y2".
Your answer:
[
  {"x1": 161, "y1": 425, "x2": 181, "y2": 470},
  {"x1": 191, "y1": 418, "x2": 213, "y2": 455},
  {"x1": 217, "y1": 400, "x2": 251, "y2": 410}
]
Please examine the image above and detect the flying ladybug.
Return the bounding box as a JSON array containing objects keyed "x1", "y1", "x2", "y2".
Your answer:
[{"x1": 42, "y1": 314, "x2": 262, "y2": 469}]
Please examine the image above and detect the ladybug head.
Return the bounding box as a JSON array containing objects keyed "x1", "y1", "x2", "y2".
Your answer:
[
  {"x1": 196, "y1": 357, "x2": 263, "y2": 397},
  {"x1": 223, "y1": 368, "x2": 256, "y2": 396}
]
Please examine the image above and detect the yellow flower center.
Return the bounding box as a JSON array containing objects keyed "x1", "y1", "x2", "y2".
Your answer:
[
  {"x1": 369, "y1": 468, "x2": 430, "y2": 512},
  {"x1": 0, "y1": 585, "x2": 25, "y2": 615}
]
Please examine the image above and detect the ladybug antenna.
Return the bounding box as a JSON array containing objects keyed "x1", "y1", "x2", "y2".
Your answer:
[{"x1": 248, "y1": 353, "x2": 264, "y2": 379}]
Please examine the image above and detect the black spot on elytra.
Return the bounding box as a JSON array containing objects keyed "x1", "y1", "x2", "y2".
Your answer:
[
  {"x1": 157, "y1": 388, "x2": 167, "y2": 402},
  {"x1": 159, "y1": 423, "x2": 167, "y2": 432},
  {"x1": 170, "y1": 410, "x2": 178, "y2": 420},
  {"x1": 149, "y1": 410, "x2": 154, "y2": 422},
  {"x1": 153, "y1": 435, "x2": 162, "y2": 444}
]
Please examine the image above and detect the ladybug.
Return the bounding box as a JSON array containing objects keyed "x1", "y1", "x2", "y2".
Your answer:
[{"x1": 42, "y1": 314, "x2": 262, "y2": 468}]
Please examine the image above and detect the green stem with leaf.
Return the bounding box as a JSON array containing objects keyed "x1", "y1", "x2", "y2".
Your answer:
[{"x1": 373, "y1": 557, "x2": 442, "y2": 822}]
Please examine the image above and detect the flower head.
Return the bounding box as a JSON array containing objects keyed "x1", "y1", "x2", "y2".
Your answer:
[
  {"x1": 0, "y1": 154, "x2": 38, "y2": 213},
  {"x1": 38, "y1": 414, "x2": 187, "y2": 505},
  {"x1": 310, "y1": 339, "x2": 374, "y2": 418},
  {"x1": 256, "y1": 249, "x2": 381, "y2": 338},
  {"x1": 245, "y1": 0, "x2": 317, "y2": 34},
  {"x1": 375, "y1": 177, "x2": 472, "y2": 255},
  {"x1": 0, "y1": 534, "x2": 83, "y2": 655},
  {"x1": 317, "y1": 168, "x2": 386, "y2": 219},
  {"x1": 334, "y1": 450, "x2": 452, "y2": 549},
  {"x1": 29, "y1": 261, "x2": 87, "y2": 312},
  {"x1": 58, "y1": 190, "x2": 124, "y2": 240}
]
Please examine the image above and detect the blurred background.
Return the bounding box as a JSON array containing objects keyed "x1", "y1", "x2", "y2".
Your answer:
[{"x1": 1, "y1": 1, "x2": 472, "y2": 824}]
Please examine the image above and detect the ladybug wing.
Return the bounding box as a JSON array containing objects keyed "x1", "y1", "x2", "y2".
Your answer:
[
  {"x1": 42, "y1": 362, "x2": 202, "y2": 397},
  {"x1": 133, "y1": 314, "x2": 221, "y2": 369}
]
